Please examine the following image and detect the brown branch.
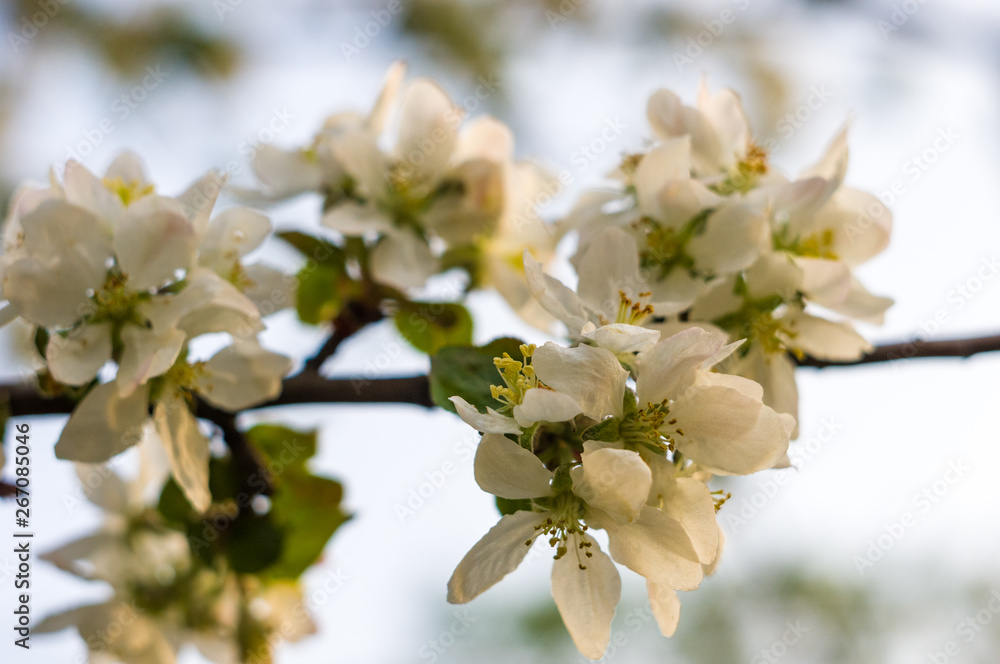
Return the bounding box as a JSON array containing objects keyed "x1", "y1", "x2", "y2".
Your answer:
[
  {"x1": 3, "y1": 334, "x2": 998, "y2": 421},
  {"x1": 303, "y1": 302, "x2": 384, "y2": 373},
  {"x1": 794, "y1": 333, "x2": 1000, "y2": 368}
]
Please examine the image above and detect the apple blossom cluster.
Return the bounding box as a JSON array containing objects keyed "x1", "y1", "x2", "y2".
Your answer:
[
  {"x1": 0, "y1": 153, "x2": 292, "y2": 511},
  {"x1": 38, "y1": 456, "x2": 314, "y2": 663},
  {"x1": 447, "y1": 326, "x2": 794, "y2": 658},
  {"x1": 246, "y1": 62, "x2": 557, "y2": 325},
  {"x1": 547, "y1": 83, "x2": 893, "y2": 428}
]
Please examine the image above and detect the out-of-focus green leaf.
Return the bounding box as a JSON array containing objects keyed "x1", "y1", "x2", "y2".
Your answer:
[
  {"x1": 278, "y1": 232, "x2": 346, "y2": 269},
  {"x1": 296, "y1": 263, "x2": 344, "y2": 325},
  {"x1": 264, "y1": 472, "x2": 350, "y2": 580},
  {"x1": 245, "y1": 424, "x2": 317, "y2": 470},
  {"x1": 395, "y1": 301, "x2": 473, "y2": 355}
]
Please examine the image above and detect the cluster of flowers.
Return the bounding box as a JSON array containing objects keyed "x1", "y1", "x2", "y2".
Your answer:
[
  {"x1": 445, "y1": 84, "x2": 891, "y2": 658},
  {"x1": 247, "y1": 61, "x2": 556, "y2": 324},
  {"x1": 38, "y1": 455, "x2": 313, "y2": 663},
  {"x1": 546, "y1": 83, "x2": 893, "y2": 428},
  {"x1": 0, "y1": 153, "x2": 291, "y2": 511}
]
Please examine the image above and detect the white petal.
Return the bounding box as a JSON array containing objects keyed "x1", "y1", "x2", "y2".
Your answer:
[
  {"x1": 395, "y1": 78, "x2": 459, "y2": 185},
  {"x1": 321, "y1": 201, "x2": 394, "y2": 235},
  {"x1": 62, "y1": 160, "x2": 123, "y2": 224},
  {"x1": 635, "y1": 327, "x2": 727, "y2": 404},
  {"x1": 452, "y1": 115, "x2": 513, "y2": 165},
  {"x1": 632, "y1": 138, "x2": 691, "y2": 215},
  {"x1": 46, "y1": 323, "x2": 112, "y2": 386},
  {"x1": 574, "y1": 227, "x2": 644, "y2": 317},
  {"x1": 331, "y1": 130, "x2": 389, "y2": 199},
  {"x1": 828, "y1": 277, "x2": 893, "y2": 324},
  {"x1": 512, "y1": 388, "x2": 583, "y2": 428},
  {"x1": 154, "y1": 394, "x2": 211, "y2": 512},
  {"x1": 784, "y1": 311, "x2": 872, "y2": 361},
  {"x1": 581, "y1": 323, "x2": 660, "y2": 355},
  {"x1": 196, "y1": 341, "x2": 291, "y2": 411},
  {"x1": 688, "y1": 203, "x2": 768, "y2": 274},
  {"x1": 671, "y1": 372, "x2": 791, "y2": 475},
  {"x1": 572, "y1": 445, "x2": 651, "y2": 524},
  {"x1": 523, "y1": 249, "x2": 590, "y2": 333},
  {"x1": 251, "y1": 145, "x2": 323, "y2": 198},
  {"x1": 55, "y1": 383, "x2": 149, "y2": 463},
  {"x1": 662, "y1": 478, "x2": 718, "y2": 565},
  {"x1": 365, "y1": 60, "x2": 407, "y2": 133},
  {"x1": 600, "y1": 505, "x2": 703, "y2": 590},
  {"x1": 104, "y1": 150, "x2": 149, "y2": 185},
  {"x1": 532, "y1": 342, "x2": 628, "y2": 420},
  {"x1": 115, "y1": 199, "x2": 197, "y2": 290},
  {"x1": 117, "y1": 323, "x2": 185, "y2": 396},
  {"x1": 473, "y1": 433, "x2": 553, "y2": 499},
  {"x1": 170, "y1": 268, "x2": 263, "y2": 338},
  {"x1": 177, "y1": 170, "x2": 227, "y2": 236},
  {"x1": 794, "y1": 257, "x2": 851, "y2": 307},
  {"x1": 199, "y1": 207, "x2": 271, "y2": 274},
  {"x1": 450, "y1": 396, "x2": 521, "y2": 435},
  {"x1": 647, "y1": 582, "x2": 681, "y2": 637},
  {"x1": 552, "y1": 534, "x2": 621, "y2": 660},
  {"x1": 369, "y1": 231, "x2": 437, "y2": 290},
  {"x1": 447, "y1": 510, "x2": 544, "y2": 603},
  {"x1": 242, "y1": 263, "x2": 295, "y2": 315}
]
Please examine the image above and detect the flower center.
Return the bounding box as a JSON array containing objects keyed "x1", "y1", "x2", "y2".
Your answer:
[
  {"x1": 490, "y1": 344, "x2": 539, "y2": 409},
  {"x1": 103, "y1": 177, "x2": 154, "y2": 206},
  {"x1": 774, "y1": 226, "x2": 839, "y2": 261},
  {"x1": 637, "y1": 209, "x2": 710, "y2": 281},
  {"x1": 612, "y1": 290, "x2": 654, "y2": 326},
  {"x1": 711, "y1": 142, "x2": 768, "y2": 195},
  {"x1": 620, "y1": 399, "x2": 684, "y2": 453},
  {"x1": 527, "y1": 493, "x2": 594, "y2": 569}
]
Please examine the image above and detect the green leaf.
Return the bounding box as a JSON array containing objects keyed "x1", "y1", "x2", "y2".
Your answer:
[
  {"x1": 496, "y1": 496, "x2": 533, "y2": 516},
  {"x1": 395, "y1": 301, "x2": 473, "y2": 355},
  {"x1": 157, "y1": 478, "x2": 198, "y2": 525},
  {"x1": 278, "y1": 231, "x2": 345, "y2": 269},
  {"x1": 245, "y1": 424, "x2": 317, "y2": 470},
  {"x1": 264, "y1": 472, "x2": 350, "y2": 579},
  {"x1": 429, "y1": 337, "x2": 526, "y2": 413},
  {"x1": 582, "y1": 417, "x2": 621, "y2": 443},
  {"x1": 227, "y1": 512, "x2": 285, "y2": 574},
  {"x1": 296, "y1": 263, "x2": 344, "y2": 325}
]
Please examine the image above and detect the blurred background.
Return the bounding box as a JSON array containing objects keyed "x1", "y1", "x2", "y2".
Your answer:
[{"x1": 1, "y1": 0, "x2": 999, "y2": 661}]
